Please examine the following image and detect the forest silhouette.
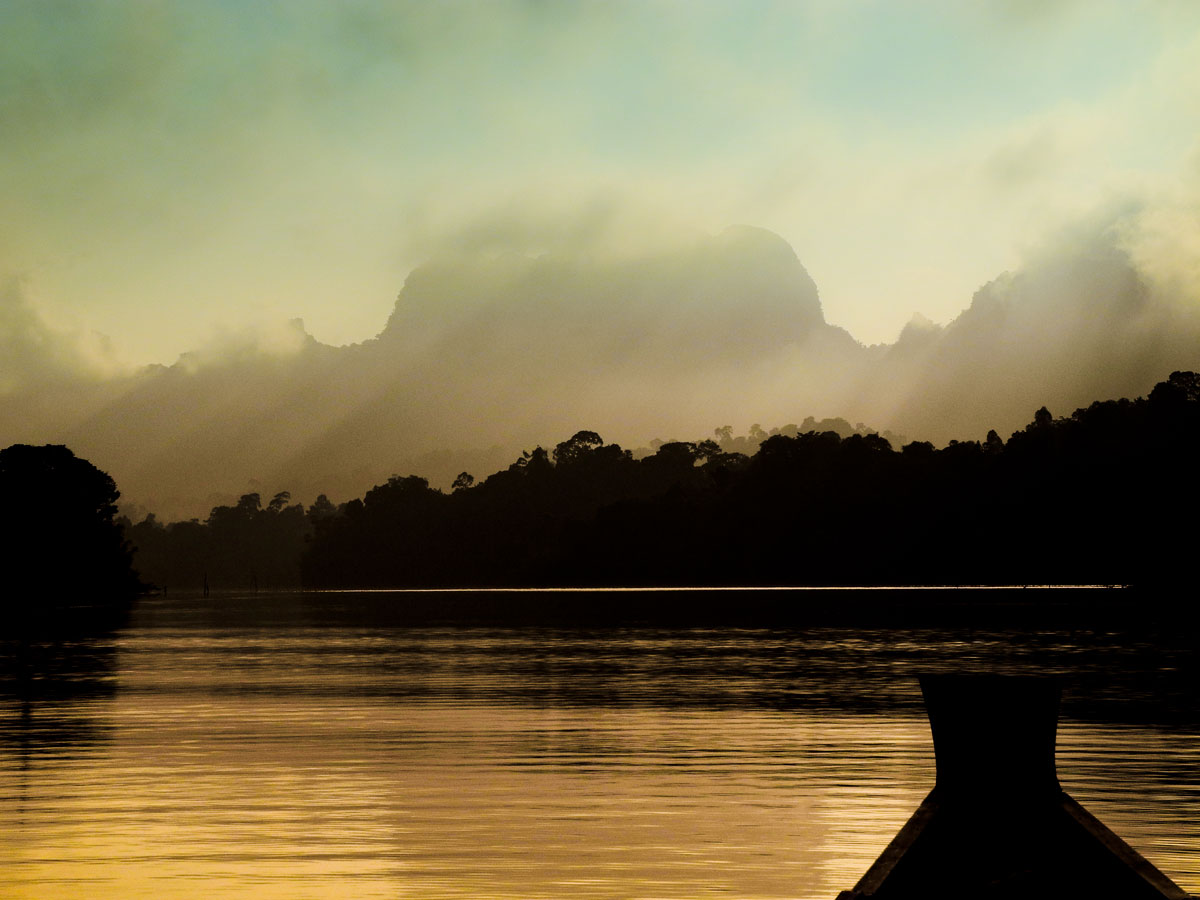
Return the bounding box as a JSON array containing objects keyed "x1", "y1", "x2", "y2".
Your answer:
[{"x1": 106, "y1": 371, "x2": 1199, "y2": 592}]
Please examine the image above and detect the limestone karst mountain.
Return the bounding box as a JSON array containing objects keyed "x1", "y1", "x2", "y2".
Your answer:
[{"x1": 2, "y1": 224, "x2": 1197, "y2": 520}]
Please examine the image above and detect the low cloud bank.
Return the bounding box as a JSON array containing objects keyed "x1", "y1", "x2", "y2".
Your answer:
[
  {"x1": 2, "y1": 204, "x2": 1198, "y2": 521},
  {"x1": 857, "y1": 212, "x2": 1200, "y2": 441}
]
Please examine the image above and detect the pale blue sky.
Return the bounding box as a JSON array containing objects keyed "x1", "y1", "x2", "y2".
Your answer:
[{"x1": 3, "y1": 0, "x2": 1199, "y2": 366}]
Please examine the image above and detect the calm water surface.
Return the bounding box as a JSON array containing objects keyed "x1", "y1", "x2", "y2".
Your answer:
[{"x1": 1, "y1": 590, "x2": 1196, "y2": 899}]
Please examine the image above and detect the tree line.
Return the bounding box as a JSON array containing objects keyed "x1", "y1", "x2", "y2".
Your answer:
[{"x1": 118, "y1": 371, "x2": 1199, "y2": 590}]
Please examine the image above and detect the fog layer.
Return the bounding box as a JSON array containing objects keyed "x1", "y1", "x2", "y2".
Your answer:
[{"x1": 2, "y1": 215, "x2": 1197, "y2": 520}]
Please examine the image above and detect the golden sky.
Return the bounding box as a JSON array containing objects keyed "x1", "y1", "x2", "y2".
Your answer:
[{"x1": 3, "y1": 0, "x2": 1199, "y2": 367}]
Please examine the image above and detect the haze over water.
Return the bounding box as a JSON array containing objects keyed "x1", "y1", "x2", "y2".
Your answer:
[{"x1": 2, "y1": 590, "x2": 1196, "y2": 900}]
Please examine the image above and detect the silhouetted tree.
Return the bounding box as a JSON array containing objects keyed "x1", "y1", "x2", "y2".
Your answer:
[
  {"x1": 307, "y1": 494, "x2": 336, "y2": 524},
  {"x1": 553, "y1": 430, "x2": 604, "y2": 466},
  {"x1": 0, "y1": 444, "x2": 142, "y2": 617}
]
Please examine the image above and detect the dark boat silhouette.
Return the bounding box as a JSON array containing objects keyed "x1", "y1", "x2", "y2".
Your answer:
[{"x1": 836, "y1": 674, "x2": 1193, "y2": 899}]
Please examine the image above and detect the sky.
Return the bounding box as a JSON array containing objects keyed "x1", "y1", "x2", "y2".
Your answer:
[{"x1": 4, "y1": 0, "x2": 1200, "y2": 369}]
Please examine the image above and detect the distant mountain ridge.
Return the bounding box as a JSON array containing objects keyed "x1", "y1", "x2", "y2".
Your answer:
[{"x1": 1, "y1": 224, "x2": 1197, "y2": 520}]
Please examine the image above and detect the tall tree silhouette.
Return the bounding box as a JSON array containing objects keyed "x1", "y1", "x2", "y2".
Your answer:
[{"x1": 0, "y1": 444, "x2": 142, "y2": 617}]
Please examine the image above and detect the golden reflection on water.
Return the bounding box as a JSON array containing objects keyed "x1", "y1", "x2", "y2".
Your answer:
[
  {"x1": 1, "y1": 597, "x2": 1196, "y2": 900},
  {"x1": 2, "y1": 702, "x2": 934, "y2": 899}
]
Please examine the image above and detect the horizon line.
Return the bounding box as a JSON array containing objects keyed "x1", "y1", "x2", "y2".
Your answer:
[{"x1": 301, "y1": 584, "x2": 1128, "y2": 594}]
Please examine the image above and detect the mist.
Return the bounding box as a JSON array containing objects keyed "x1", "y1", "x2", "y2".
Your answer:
[
  {"x1": 6, "y1": 1, "x2": 1200, "y2": 366},
  {"x1": 3, "y1": 196, "x2": 1198, "y2": 521},
  {"x1": 857, "y1": 206, "x2": 1200, "y2": 441}
]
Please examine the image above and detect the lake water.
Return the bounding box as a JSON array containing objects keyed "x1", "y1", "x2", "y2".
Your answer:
[{"x1": 1, "y1": 589, "x2": 1197, "y2": 899}]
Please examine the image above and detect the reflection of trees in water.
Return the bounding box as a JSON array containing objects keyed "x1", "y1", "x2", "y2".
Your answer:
[
  {"x1": 189, "y1": 589, "x2": 1193, "y2": 727},
  {"x1": 0, "y1": 624, "x2": 125, "y2": 755},
  {"x1": 446, "y1": 624, "x2": 1197, "y2": 725}
]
